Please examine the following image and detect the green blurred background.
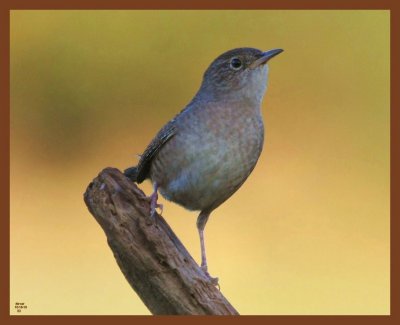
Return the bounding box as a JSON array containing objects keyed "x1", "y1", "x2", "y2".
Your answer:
[{"x1": 10, "y1": 10, "x2": 390, "y2": 315}]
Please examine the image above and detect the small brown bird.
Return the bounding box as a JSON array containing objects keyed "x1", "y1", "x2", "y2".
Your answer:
[{"x1": 125, "y1": 47, "x2": 283, "y2": 283}]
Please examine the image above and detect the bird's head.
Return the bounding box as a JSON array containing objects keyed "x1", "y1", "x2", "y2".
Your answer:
[{"x1": 199, "y1": 47, "x2": 283, "y2": 104}]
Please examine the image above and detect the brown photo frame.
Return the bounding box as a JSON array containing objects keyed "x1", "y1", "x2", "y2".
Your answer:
[{"x1": 1, "y1": 0, "x2": 398, "y2": 323}]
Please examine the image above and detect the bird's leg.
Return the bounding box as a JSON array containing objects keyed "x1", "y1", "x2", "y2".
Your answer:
[
  {"x1": 149, "y1": 182, "x2": 163, "y2": 217},
  {"x1": 197, "y1": 211, "x2": 219, "y2": 286}
]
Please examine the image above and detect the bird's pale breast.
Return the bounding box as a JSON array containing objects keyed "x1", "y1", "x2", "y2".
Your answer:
[{"x1": 150, "y1": 100, "x2": 264, "y2": 212}]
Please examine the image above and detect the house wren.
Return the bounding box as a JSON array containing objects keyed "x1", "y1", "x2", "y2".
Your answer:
[{"x1": 125, "y1": 47, "x2": 283, "y2": 283}]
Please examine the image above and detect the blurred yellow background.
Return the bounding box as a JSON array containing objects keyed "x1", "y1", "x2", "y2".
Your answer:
[{"x1": 10, "y1": 10, "x2": 390, "y2": 315}]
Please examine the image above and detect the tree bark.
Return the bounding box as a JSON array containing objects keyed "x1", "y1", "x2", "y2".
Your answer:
[{"x1": 83, "y1": 167, "x2": 239, "y2": 315}]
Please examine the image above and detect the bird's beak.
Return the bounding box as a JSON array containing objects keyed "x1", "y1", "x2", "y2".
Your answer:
[{"x1": 249, "y1": 48, "x2": 284, "y2": 69}]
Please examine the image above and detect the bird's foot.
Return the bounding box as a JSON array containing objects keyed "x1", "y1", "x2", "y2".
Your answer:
[
  {"x1": 201, "y1": 265, "x2": 219, "y2": 288},
  {"x1": 145, "y1": 182, "x2": 163, "y2": 224},
  {"x1": 150, "y1": 195, "x2": 163, "y2": 217}
]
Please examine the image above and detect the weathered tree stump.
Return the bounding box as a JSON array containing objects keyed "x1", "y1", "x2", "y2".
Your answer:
[{"x1": 84, "y1": 168, "x2": 238, "y2": 315}]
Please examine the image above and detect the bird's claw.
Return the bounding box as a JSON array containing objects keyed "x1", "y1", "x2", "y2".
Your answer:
[
  {"x1": 146, "y1": 182, "x2": 163, "y2": 224},
  {"x1": 201, "y1": 265, "x2": 219, "y2": 288},
  {"x1": 149, "y1": 196, "x2": 163, "y2": 217},
  {"x1": 153, "y1": 203, "x2": 163, "y2": 216}
]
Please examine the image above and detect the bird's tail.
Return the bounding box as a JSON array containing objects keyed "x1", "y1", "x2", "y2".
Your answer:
[{"x1": 124, "y1": 166, "x2": 139, "y2": 182}]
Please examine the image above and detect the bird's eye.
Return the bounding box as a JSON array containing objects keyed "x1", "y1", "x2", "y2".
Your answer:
[{"x1": 230, "y1": 58, "x2": 242, "y2": 70}]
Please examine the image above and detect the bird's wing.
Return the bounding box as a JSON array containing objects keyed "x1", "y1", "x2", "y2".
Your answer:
[{"x1": 135, "y1": 120, "x2": 177, "y2": 183}]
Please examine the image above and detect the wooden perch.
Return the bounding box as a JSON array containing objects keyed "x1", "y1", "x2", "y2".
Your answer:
[{"x1": 84, "y1": 168, "x2": 239, "y2": 315}]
